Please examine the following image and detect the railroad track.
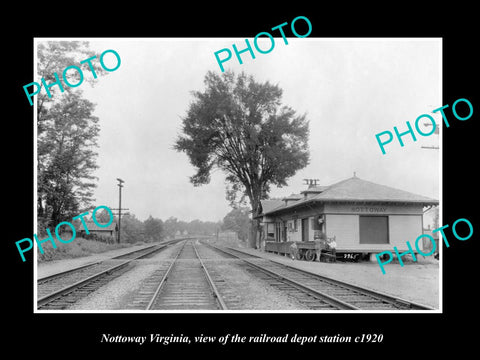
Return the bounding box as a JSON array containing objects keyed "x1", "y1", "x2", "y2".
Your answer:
[
  {"x1": 37, "y1": 240, "x2": 182, "y2": 310},
  {"x1": 128, "y1": 240, "x2": 227, "y2": 310},
  {"x1": 204, "y1": 243, "x2": 434, "y2": 311}
]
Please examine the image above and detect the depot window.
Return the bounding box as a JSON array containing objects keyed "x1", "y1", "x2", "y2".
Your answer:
[
  {"x1": 266, "y1": 223, "x2": 275, "y2": 239},
  {"x1": 359, "y1": 216, "x2": 389, "y2": 244}
]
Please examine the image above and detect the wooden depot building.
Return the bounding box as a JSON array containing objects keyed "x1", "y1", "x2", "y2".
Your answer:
[{"x1": 256, "y1": 175, "x2": 439, "y2": 260}]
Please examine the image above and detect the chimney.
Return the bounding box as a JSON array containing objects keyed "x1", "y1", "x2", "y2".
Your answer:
[
  {"x1": 301, "y1": 179, "x2": 324, "y2": 199},
  {"x1": 303, "y1": 178, "x2": 320, "y2": 188}
]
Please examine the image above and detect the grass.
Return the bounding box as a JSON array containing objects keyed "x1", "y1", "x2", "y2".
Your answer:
[{"x1": 36, "y1": 236, "x2": 140, "y2": 263}]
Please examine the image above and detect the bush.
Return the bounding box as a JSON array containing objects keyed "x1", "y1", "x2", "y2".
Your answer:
[{"x1": 36, "y1": 237, "x2": 130, "y2": 263}]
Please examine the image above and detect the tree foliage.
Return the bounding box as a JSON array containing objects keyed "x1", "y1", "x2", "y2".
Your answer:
[
  {"x1": 221, "y1": 207, "x2": 251, "y2": 241},
  {"x1": 38, "y1": 91, "x2": 100, "y2": 226},
  {"x1": 120, "y1": 214, "x2": 146, "y2": 243},
  {"x1": 163, "y1": 216, "x2": 221, "y2": 238},
  {"x1": 174, "y1": 71, "x2": 310, "y2": 246},
  {"x1": 144, "y1": 215, "x2": 164, "y2": 242},
  {"x1": 118, "y1": 214, "x2": 218, "y2": 243},
  {"x1": 37, "y1": 41, "x2": 105, "y2": 123},
  {"x1": 37, "y1": 42, "x2": 105, "y2": 228},
  {"x1": 94, "y1": 208, "x2": 113, "y2": 223}
]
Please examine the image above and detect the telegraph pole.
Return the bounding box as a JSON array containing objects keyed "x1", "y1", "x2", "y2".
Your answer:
[
  {"x1": 108, "y1": 178, "x2": 129, "y2": 244},
  {"x1": 421, "y1": 105, "x2": 440, "y2": 150},
  {"x1": 116, "y1": 178, "x2": 124, "y2": 244}
]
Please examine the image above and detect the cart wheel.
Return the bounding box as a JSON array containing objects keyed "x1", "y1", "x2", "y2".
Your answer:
[{"x1": 305, "y1": 250, "x2": 315, "y2": 261}]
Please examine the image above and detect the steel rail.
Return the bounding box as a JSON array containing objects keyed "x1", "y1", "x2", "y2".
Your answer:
[
  {"x1": 145, "y1": 241, "x2": 186, "y2": 310},
  {"x1": 37, "y1": 239, "x2": 186, "y2": 283},
  {"x1": 37, "y1": 261, "x2": 102, "y2": 284},
  {"x1": 192, "y1": 241, "x2": 228, "y2": 310},
  {"x1": 37, "y1": 242, "x2": 182, "y2": 309},
  {"x1": 206, "y1": 243, "x2": 357, "y2": 310},
  {"x1": 37, "y1": 244, "x2": 162, "y2": 284},
  {"x1": 223, "y1": 245, "x2": 434, "y2": 310},
  {"x1": 110, "y1": 244, "x2": 160, "y2": 259},
  {"x1": 37, "y1": 261, "x2": 131, "y2": 308},
  {"x1": 146, "y1": 240, "x2": 227, "y2": 310},
  {"x1": 277, "y1": 259, "x2": 433, "y2": 310}
]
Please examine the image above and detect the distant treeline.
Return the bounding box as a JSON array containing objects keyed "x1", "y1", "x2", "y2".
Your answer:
[
  {"x1": 117, "y1": 214, "x2": 222, "y2": 243},
  {"x1": 93, "y1": 207, "x2": 251, "y2": 244}
]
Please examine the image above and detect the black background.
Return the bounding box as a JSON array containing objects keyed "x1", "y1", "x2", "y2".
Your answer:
[{"x1": 5, "y1": 4, "x2": 478, "y2": 356}]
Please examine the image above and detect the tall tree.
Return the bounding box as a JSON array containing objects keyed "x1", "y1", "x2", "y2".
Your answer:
[
  {"x1": 144, "y1": 215, "x2": 164, "y2": 242},
  {"x1": 38, "y1": 92, "x2": 100, "y2": 226},
  {"x1": 121, "y1": 214, "x2": 146, "y2": 243},
  {"x1": 222, "y1": 207, "x2": 251, "y2": 241},
  {"x1": 163, "y1": 217, "x2": 180, "y2": 239},
  {"x1": 93, "y1": 208, "x2": 113, "y2": 224},
  {"x1": 37, "y1": 41, "x2": 105, "y2": 228},
  {"x1": 37, "y1": 41, "x2": 105, "y2": 125},
  {"x1": 175, "y1": 71, "x2": 310, "y2": 247}
]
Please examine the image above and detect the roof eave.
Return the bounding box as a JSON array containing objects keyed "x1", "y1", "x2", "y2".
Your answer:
[{"x1": 261, "y1": 198, "x2": 439, "y2": 216}]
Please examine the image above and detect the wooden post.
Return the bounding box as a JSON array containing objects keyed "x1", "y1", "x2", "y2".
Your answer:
[{"x1": 116, "y1": 178, "x2": 125, "y2": 244}]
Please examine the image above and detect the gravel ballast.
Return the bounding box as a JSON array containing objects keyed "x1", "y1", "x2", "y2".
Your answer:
[
  {"x1": 70, "y1": 240, "x2": 308, "y2": 310},
  {"x1": 36, "y1": 239, "x2": 440, "y2": 311},
  {"x1": 224, "y1": 244, "x2": 440, "y2": 309}
]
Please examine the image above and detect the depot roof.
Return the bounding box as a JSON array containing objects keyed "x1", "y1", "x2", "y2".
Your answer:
[
  {"x1": 258, "y1": 175, "x2": 438, "y2": 217},
  {"x1": 260, "y1": 199, "x2": 284, "y2": 214}
]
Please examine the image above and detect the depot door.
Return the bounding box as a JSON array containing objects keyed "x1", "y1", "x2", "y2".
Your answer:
[
  {"x1": 302, "y1": 218, "x2": 309, "y2": 242},
  {"x1": 359, "y1": 216, "x2": 389, "y2": 244}
]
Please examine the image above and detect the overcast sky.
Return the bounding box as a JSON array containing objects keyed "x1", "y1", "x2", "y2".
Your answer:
[{"x1": 42, "y1": 38, "x2": 441, "y2": 223}]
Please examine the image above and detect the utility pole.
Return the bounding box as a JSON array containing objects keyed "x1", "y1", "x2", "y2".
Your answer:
[
  {"x1": 421, "y1": 105, "x2": 440, "y2": 150},
  {"x1": 116, "y1": 178, "x2": 124, "y2": 244},
  {"x1": 420, "y1": 122, "x2": 439, "y2": 149}
]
